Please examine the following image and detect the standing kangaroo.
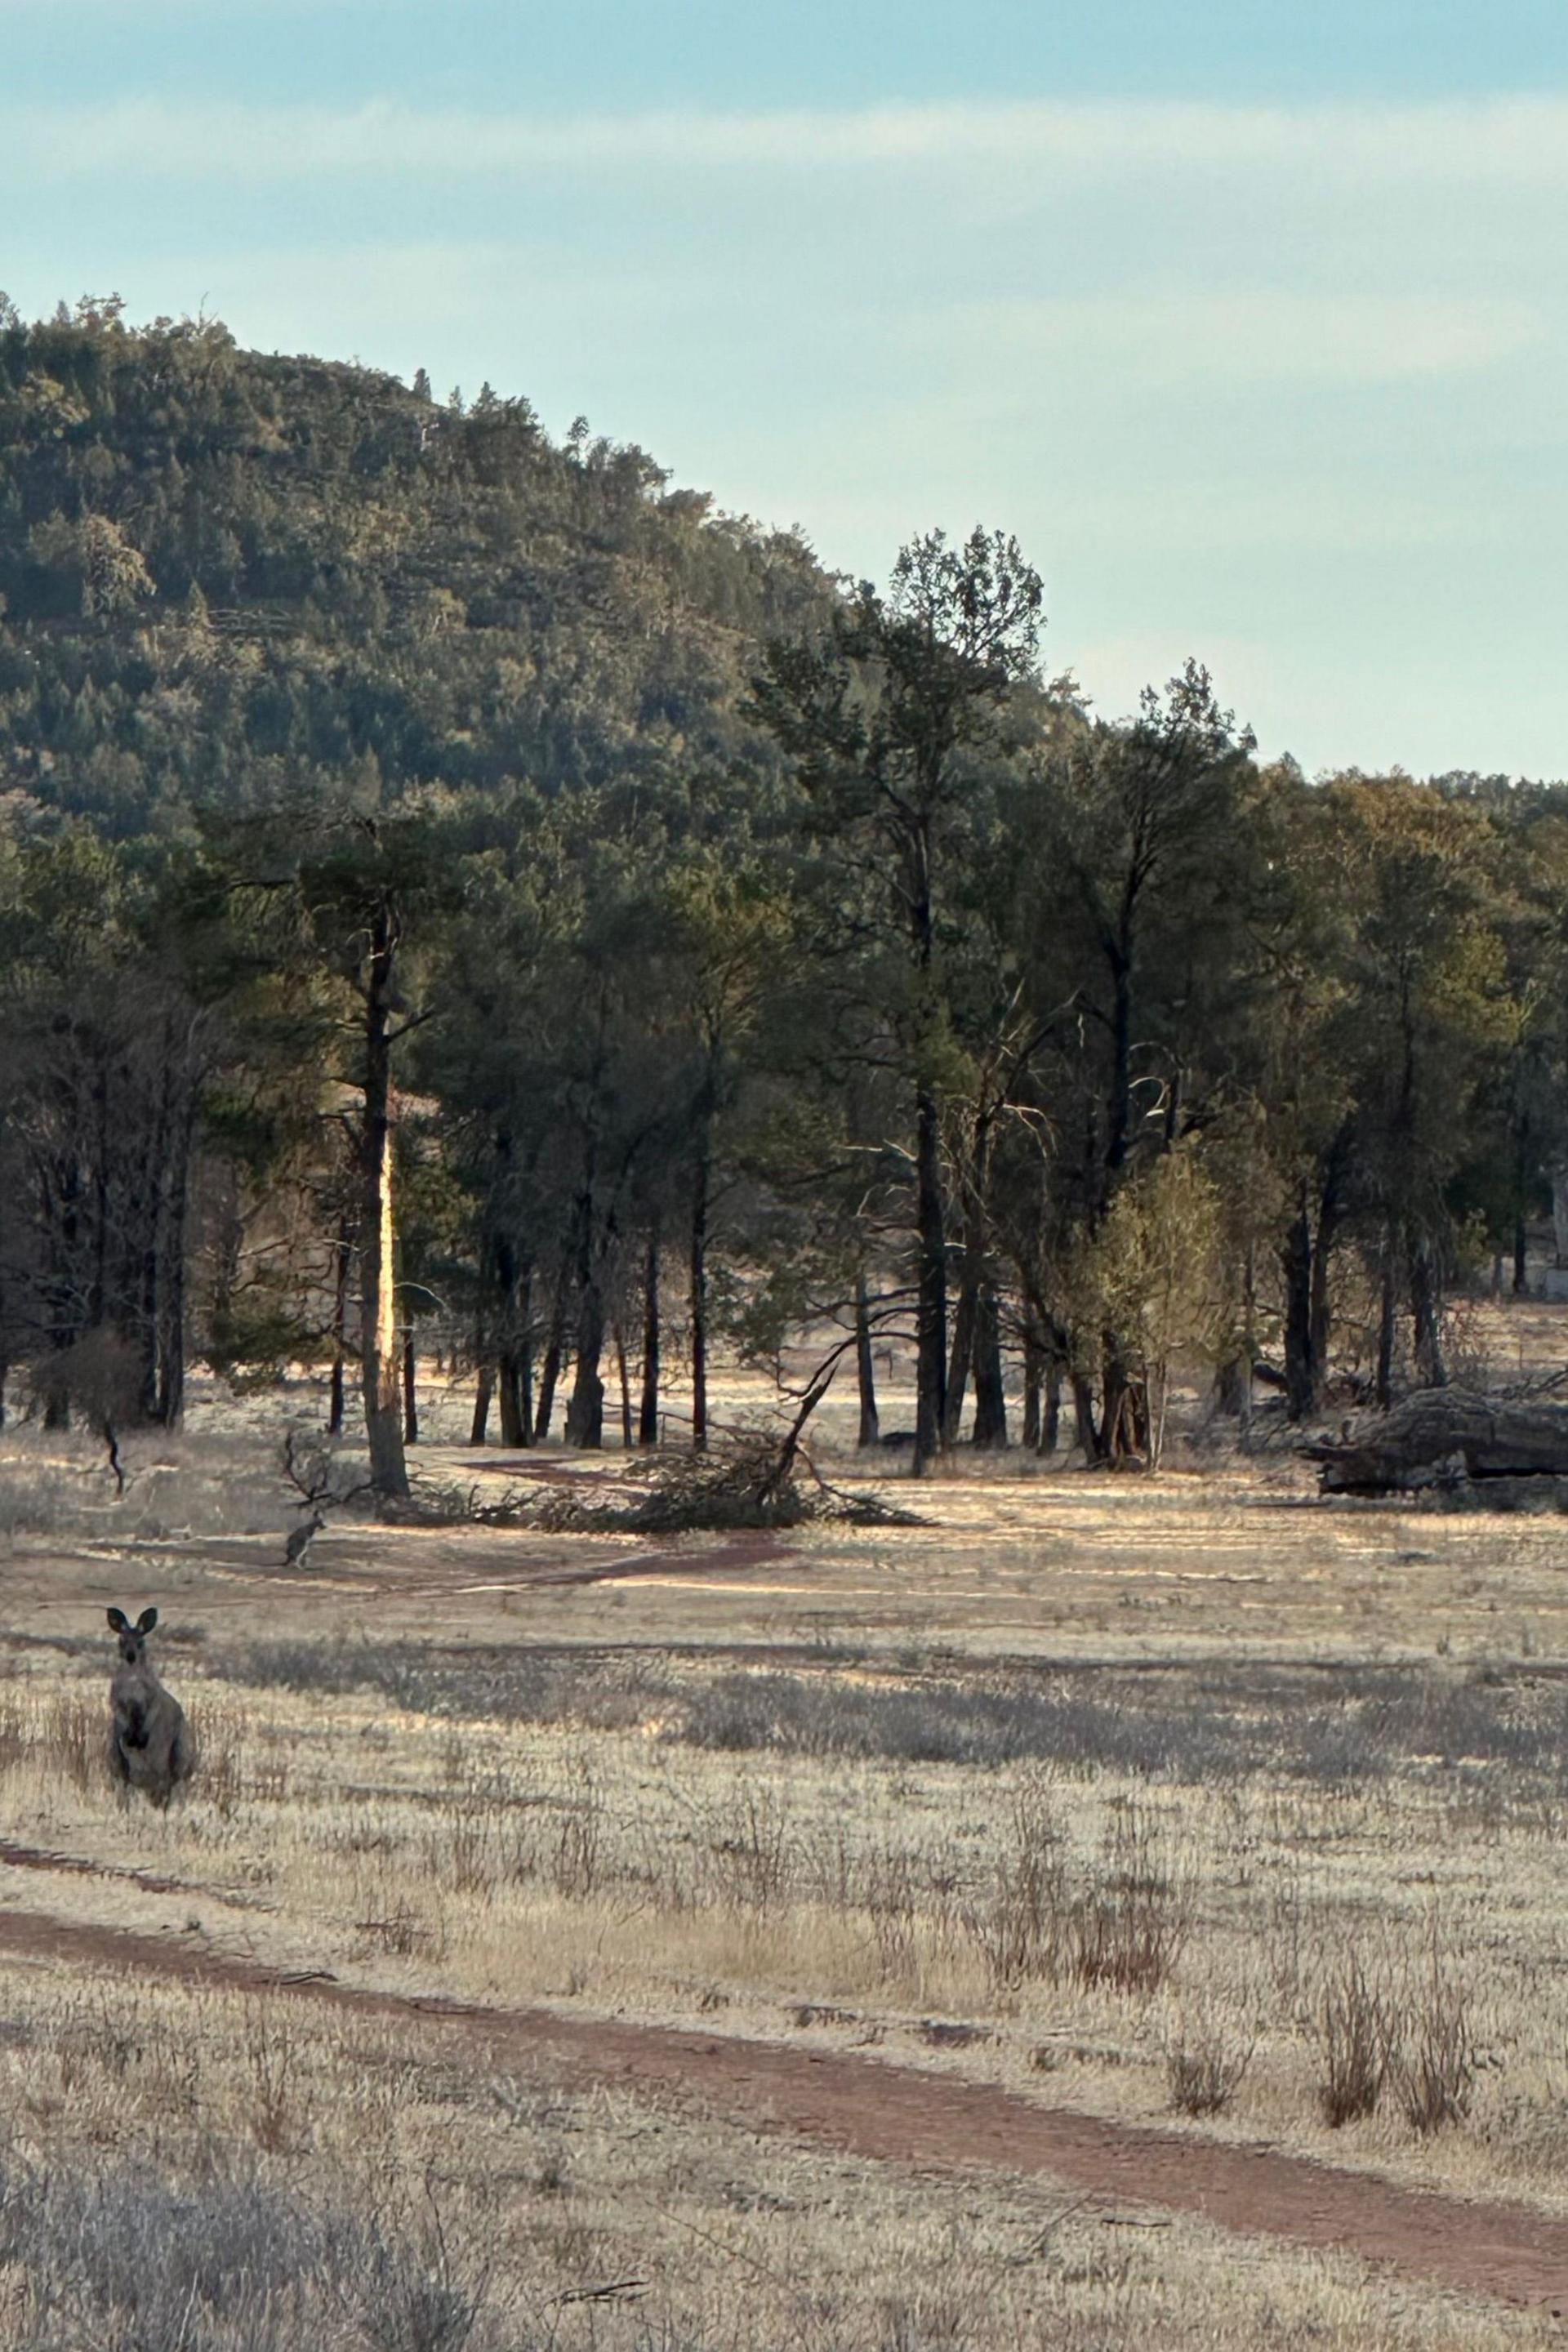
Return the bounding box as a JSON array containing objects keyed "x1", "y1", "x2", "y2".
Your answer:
[{"x1": 106, "y1": 1607, "x2": 194, "y2": 1806}]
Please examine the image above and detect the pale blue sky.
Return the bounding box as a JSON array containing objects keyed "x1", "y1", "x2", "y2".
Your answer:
[{"x1": 4, "y1": 2, "x2": 1566, "y2": 777}]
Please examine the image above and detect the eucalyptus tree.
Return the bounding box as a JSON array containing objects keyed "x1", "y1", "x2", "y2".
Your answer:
[
  {"x1": 1002, "y1": 665, "x2": 1257, "y2": 1457},
  {"x1": 756, "y1": 528, "x2": 1045, "y2": 1472}
]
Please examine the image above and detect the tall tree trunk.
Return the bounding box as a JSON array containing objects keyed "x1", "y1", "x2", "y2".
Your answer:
[
  {"x1": 515, "y1": 1266, "x2": 537, "y2": 1446},
  {"x1": 328, "y1": 1213, "x2": 353, "y2": 1437},
  {"x1": 945, "y1": 1101, "x2": 991, "y2": 1447},
  {"x1": 970, "y1": 1283, "x2": 1008, "y2": 1448},
  {"x1": 690, "y1": 1136, "x2": 710, "y2": 1451},
  {"x1": 154, "y1": 1086, "x2": 194, "y2": 1430},
  {"x1": 1282, "y1": 1196, "x2": 1315, "y2": 1420},
  {"x1": 470, "y1": 1361, "x2": 493, "y2": 1445},
  {"x1": 1099, "y1": 1336, "x2": 1147, "y2": 1463},
  {"x1": 639, "y1": 1222, "x2": 661, "y2": 1446},
  {"x1": 1513, "y1": 1218, "x2": 1529, "y2": 1297},
  {"x1": 495, "y1": 1236, "x2": 532, "y2": 1446},
  {"x1": 137, "y1": 1046, "x2": 173, "y2": 1421},
  {"x1": 913, "y1": 1081, "x2": 947, "y2": 1475},
  {"x1": 564, "y1": 1298, "x2": 605, "y2": 1446},
  {"x1": 1410, "y1": 1241, "x2": 1447, "y2": 1388},
  {"x1": 1309, "y1": 1192, "x2": 1339, "y2": 1390},
  {"x1": 1107, "y1": 956, "x2": 1133, "y2": 1180},
  {"x1": 854, "y1": 1269, "x2": 880, "y2": 1449},
  {"x1": 1022, "y1": 1331, "x2": 1042, "y2": 1450},
  {"x1": 493, "y1": 1251, "x2": 523, "y2": 1449},
  {"x1": 359, "y1": 897, "x2": 409, "y2": 1501},
  {"x1": 1071, "y1": 1370, "x2": 1102, "y2": 1464},
  {"x1": 1375, "y1": 1244, "x2": 1398, "y2": 1411},
  {"x1": 944, "y1": 1274, "x2": 978, "y2": 1448},
  {"x1": 90, "y1": 1066, "x2": 109, "y2": 1334},
  {"x1": 41, "y1": 1157, "x2": 78, "y2": 1428},
  {"x1": 1554, "y1": 1164, "x2": 1568, "y2": 1267},
  {"x1": 532, "y1": 1236, "x2": 576, "y2": 1443},
  {"x1": 497, "y1": 1354, "x2": 525, "y2": 1446},
  {"x1": 564, "y1": 1199, "x2": 609, "y2": 1450},
  {"x1": 615, "y1": 1322, "x2": 633, "y2": 1449},
  {"x1": 403, "y1": 1332, "x2": 419, "y2": 1444},
  {"x1": 1042, "y1": 1360, "x2": 1062, "y2": 1454}
]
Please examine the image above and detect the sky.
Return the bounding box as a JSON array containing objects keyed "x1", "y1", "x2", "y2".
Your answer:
[{"x1": 4, "y1": 1, "x2": 1566, "y2": 778}]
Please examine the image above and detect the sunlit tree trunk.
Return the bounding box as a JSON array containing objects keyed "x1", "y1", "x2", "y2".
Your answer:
[
  {"x1": 359, "y1": 897, "x2": 409, "y2": 1500},
  {"x1": 328, "y1": 1214, "x2": 353, "y2": 1437}
]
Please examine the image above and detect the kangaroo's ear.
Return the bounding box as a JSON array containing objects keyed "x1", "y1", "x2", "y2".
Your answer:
[
  {"x1": 107, "y1": 1608, "x2": 129, "y2": 1633},
  {"x1": 136, "y1": 1607, "x2": 158, "y2": 1635}
]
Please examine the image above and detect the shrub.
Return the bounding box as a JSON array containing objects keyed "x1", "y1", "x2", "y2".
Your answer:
[
  {"x1": 1067, "y1": 1802, "x2": 1191, "y2": 1997},
  {"x1": 1165, "y1": 2008, "x2": 1256, "y2": 2116},
  {"x1": 967, "y1": 1777, "x2": 1067, "y2": 1989},
  {"x1": 1393, "y1": 1932, "x2": 1479, "y2": 2135},
  {"x1": 1312, "y1": 1946, "x2": 1396, "y2": 2127}
]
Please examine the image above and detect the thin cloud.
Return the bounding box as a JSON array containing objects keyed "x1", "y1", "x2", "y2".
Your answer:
[
  {"x1": 933, "y1": 291, "x2": 1546, "y2": 385},
  {"x1": 13, "y1": 92, "x2": 1568, "y2": 185}
]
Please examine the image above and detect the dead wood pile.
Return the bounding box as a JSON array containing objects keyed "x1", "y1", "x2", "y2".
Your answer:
[{"x1": 533, "y1": 1432, "x2": 921, "y2": 1534}]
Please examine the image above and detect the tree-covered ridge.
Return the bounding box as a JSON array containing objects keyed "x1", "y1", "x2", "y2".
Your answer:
[
  {"x1": 0, "y1": 294, "x2": 828, "y2": 834},
  {"x1": 2, "y1": 296, "x2": 1567, "y2": 1492}
]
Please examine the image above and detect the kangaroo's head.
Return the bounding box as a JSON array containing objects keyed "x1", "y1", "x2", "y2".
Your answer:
[{"x1": 107, "y1": 1606, "x2": 158, "y2": 1667}]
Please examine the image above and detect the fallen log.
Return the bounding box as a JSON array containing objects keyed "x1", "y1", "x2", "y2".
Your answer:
[{"x1": 1306, "y1": 1387, "x2": 1568, "y2": 1494}]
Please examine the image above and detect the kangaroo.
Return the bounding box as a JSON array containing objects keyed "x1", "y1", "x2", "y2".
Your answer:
[{"x1": 106, "y1": 1606, "x2": 194, "y2": 1806}]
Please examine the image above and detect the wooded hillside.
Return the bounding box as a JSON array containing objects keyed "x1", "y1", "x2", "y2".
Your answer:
[{"x1": 3, "y1": 294, "x2": 1566, "y2": 1486}]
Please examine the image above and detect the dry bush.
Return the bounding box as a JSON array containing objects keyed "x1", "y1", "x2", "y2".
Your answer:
[
  {"x1": 354, "y1": 1900, "x2": 431, "y2": 1961},
  {"x1": 548, "y1": 1754, "x2": 604, "y2": 1900},
  {"x1": 1308, "y1": 1928, "x2": 1479, "y2": 2135},
  {"x1": 705, "y1": 1781, "x2": 795, "y2": 1912},
  {"x1": 1067, "y1": 1802, "x2": 1191, "y2": 1997},
  {"x1": 967, "y1": 1776, "x2": 1067, "y2": 1989},
  {"x1": 1164, "y1": 2006, "x2": 1257, "y2": 2117},
  {"x1": 956, "y1": 1787, "x2": 1194, "y2": 1999},
  {"x1": 1392, "y1": 1930, "x2": 1479, "y2": 2136},
  {"x1": 443, "y1": 1785, "x2": 504, "y2": 1900},
  {"x1": 1311, "y1": 1945, "x2": 1397, "y2": 2126},
  {"x1": 862, "y1": 1834, "x2": 922, "y2": 1980}
]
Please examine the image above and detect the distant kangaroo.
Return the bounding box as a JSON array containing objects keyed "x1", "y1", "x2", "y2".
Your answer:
[{"x1": 106, "y1": 1606, "x2": 194, "y2": 1806}]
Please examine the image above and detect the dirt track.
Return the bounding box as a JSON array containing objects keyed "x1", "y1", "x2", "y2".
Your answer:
[{"x1": 1, "y1": 1888, "x2": 1566, "y2": 2314}]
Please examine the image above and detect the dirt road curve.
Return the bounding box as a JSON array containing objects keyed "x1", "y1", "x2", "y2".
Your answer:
[{"x1": 0, "y1": 1896, "x2": 1566, "y2": 2312}]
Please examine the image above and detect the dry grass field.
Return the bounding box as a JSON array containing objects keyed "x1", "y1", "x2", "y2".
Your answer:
[{"x1": 3, "y1": 1312, "x2": 1568, "y2": 2345}]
